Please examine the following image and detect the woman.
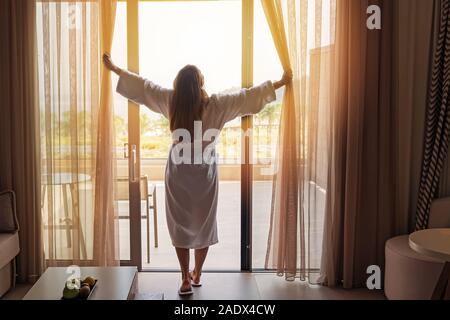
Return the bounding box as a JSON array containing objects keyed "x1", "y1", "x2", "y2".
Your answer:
[{"x1": 103, "y1": 53, "x2": 292, "y2": 295}]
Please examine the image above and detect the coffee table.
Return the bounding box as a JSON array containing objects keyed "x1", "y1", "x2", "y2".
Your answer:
[
  {"x1": 409, "y1": 228, "x2": 450, "y2": 300},
  {"x1": 23, "y1": 267, "x2": 137, "y2": 300}
]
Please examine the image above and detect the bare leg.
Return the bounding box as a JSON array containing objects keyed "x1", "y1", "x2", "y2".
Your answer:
[
  {"x1": 175, "y1": 247, "x2": 192, "y2": 294},
  {"x1": 191, "y1": 247, "x2": 209, "y2": 285}
]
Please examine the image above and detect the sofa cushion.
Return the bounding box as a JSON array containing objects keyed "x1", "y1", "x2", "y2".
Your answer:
[
  {"x1": 0, "y1": 232, "x2": 20, "y2": 268},
  {"x1": 0, "y1": 191, "x2": 19, "y2": 233},
  {"x1": 0, "y1": 262, "x2": 13, "y2": 297}
]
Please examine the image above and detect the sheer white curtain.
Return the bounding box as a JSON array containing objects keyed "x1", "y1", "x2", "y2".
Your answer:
[
  {"x1": 36, "y1": 0, "x2": 119, "y2": 266},
  {"x1": 263, "y1": 0, "x2": 335, "y2": 283}
]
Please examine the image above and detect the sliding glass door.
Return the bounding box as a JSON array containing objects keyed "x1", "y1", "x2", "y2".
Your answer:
[
  {"x1": 36, "y1": 0, "x2": 328, "y2": 274},
  {"x1": 113, "y1": 0, "x2": 280, "y2": 271}
]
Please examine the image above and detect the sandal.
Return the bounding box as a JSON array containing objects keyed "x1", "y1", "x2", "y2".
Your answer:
[
  {"x1": 190, "y1": 271, "x2": 202, "y2": 287},
  {"x1": 178, "y1": 288, "x2": 193, "y2": 296},
  {"x1": 178, "y1": 280, "x2": 193, "y2": 296}
]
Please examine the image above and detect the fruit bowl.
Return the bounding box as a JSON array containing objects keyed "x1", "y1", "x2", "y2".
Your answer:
[{"x1": 61, "y1": 277, "x2": 98, "y2": 300}]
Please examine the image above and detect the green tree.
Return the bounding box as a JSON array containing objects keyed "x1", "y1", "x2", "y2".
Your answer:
[
  {"x1": 114, "y1": 115, "x2": 127, "y2": 143},
  {"x1": 153, "y1": 116, "x2": 170, "y2": 136},
  {"x1": 140, "y1": 113, "x2": 152, "y2": 136}
]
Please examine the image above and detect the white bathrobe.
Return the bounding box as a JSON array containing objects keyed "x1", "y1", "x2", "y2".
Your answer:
[{"x1": 117, "y1": 70, "x2": 276, "y2": 249}]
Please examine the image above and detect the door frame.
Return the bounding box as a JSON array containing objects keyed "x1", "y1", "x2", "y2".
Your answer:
[
  {"x1": 241, "y1": 0, "x2": 253, "y2": 272},
  {"x1": 120, "y1": 0, "x2": 142, "y2": 271}
]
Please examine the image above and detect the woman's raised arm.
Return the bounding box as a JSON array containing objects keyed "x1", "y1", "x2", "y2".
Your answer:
[{"x1": 103, "y1": 52, "x2": 172, "y2": 119}]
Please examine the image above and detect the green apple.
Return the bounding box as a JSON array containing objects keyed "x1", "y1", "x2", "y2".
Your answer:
[{"x1": 63, "y1": 286, "x2": 80, "y2": 299}]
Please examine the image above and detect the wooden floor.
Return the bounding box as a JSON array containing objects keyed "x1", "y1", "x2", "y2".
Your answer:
[
  {"x1": 2, "y1": 272, "x2": 385, "y2": 300},
  {"x1": 135, "y1": 273, "x2": 386, "y2": 300}
]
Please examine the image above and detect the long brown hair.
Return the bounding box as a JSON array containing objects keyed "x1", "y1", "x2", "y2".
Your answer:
[{"x1": 170, "y1": 65, "x2": 209, "y2": 136}]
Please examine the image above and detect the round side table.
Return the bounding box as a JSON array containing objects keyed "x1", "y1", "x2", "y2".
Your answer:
[{"x1": 409, "y1": 228, "x2": 450, "y2": 300}]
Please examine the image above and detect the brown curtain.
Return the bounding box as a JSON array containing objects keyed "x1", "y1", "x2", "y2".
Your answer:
[
  {"x1": 415, "y1": 0, "x2": 450, "y2": 230},
  {"x1": 36, "y1": 0, "x2": 119, "y2": 266},
  {"x1": 395, "y1": 0, "x2": 436, "y2": 233},
  {"x1": 439, "y1": 149, "x2": 450, "y2": 197},
  {"x1": 320, "y1": 0, "x2": 399, "y2": 288},
  {"x1": 0, "y1": 0, "x2": 44, "y2": 283},
  {"x1": 263, "y1": 0, "x2": 335, "y2": 283}
]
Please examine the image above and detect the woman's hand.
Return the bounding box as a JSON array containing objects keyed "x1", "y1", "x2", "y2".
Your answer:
[
  {"x1": 103, "y1": 53, "x2": 122, "y2": 76},
  {"x1": 273, "y1": 70, "x2": 293, "y2": 90}
]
